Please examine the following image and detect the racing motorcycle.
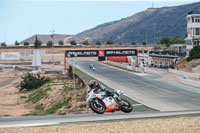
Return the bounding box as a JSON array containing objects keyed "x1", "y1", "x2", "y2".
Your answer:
[{"x1": 87, "y1": 82, "x2": 133, "y2": 114}]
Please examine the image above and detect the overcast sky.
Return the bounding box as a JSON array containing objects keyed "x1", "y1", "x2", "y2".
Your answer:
[{"x1": 0, "y1": 0, "x2": 199, "y2": 44}]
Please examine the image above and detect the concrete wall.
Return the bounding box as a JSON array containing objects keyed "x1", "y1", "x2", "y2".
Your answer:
[
  {"x1": 180, "y1": 78, "x2": 200, "y2": 88},
  {"x1": 106, "y1": 61, "x2": 144, "y2": 73},
  {"x1": 168, "y1": 68, "x2": 200, "y2": 79}
]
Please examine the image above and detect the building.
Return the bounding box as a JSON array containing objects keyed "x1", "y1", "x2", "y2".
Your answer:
[
  {"x1": 170, "y1": 44, "x2": 186, "y2": 57},
  {"x1": 185, "y1": 10, "x2": 200, "y2": 49}
]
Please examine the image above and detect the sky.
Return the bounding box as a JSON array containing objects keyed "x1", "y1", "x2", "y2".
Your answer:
[{"x1": 0, "y1": 0, "x2": 200, "y2": 44}]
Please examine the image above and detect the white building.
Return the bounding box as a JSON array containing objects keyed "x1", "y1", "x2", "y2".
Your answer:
[{"x1": 185, "y1": 11, "x2": 200, "y2": 49}]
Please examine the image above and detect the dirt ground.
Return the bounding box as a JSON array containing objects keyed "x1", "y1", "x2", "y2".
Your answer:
[
  {"x1": 0, "y1": 116, "x2": 200, "y2": 133},
  {"x1": 0, "y1": 69, "x2": 34, "y2": 117}
]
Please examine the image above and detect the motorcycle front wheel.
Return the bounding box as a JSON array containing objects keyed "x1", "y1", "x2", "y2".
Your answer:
[
  {"x1": 89, "y1": 99, "x2": 105, "y2": 114},
  {"x1": 120, "y1": 98, "x2": 133, "y2": 113}
]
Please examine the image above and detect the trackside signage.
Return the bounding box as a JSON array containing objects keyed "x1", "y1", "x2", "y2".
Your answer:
[
  {"x1": 1, "y1": 52, "x2": 20, "y2": 60},
  {"x1": 66, "y1": 49, "x2": 137, "y2": 57},
  {"x1": 66, "y1": 50, "x2": 98, "y2": 57},
  {"x1": 105, "y1": 49, "x2": 137, "y2": 56}
]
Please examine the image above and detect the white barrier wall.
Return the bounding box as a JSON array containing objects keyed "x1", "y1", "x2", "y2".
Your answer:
[
  {"x1": 106, "y1": 61, "x2": 144, "y2": 73},
  {"x1": 1, "y1": 52, "x2": 20, "y2": 60},
  {"x1": 168, "y1": 68, "x2": 200, "y2": 79},
  {"x1": 180, "y1": 78, "x2": 200, "y2": 88}
]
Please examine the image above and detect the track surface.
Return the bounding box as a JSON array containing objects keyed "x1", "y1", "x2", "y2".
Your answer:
[
  {"x1": 1, "y1": 110, "x2": 200, "y2": 127},
  {"x1": 73, "y1": 60, "x2": 200, "y2": 111}
]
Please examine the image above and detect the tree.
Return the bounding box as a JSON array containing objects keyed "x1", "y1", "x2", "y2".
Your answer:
[
  {"x1": 34, "y1": 39, "x2": 42, "y2": 47},
  {"x1": 106, "y1": 40, "x2": 114, "y2": 45},
  {"x1": 70, "y1": 40, "x2": 77, "y2": 45},
  {"x1": 119, "y1": 42, "x2": 122, "y2": 45},
  {"x1": 1, "y1": 42, "x2": 6, "y2": 47},
  {"x1": 24, "y1": 42, "x2": 30, "y2": 46},
  {"x1": 82, "y1": 40, "x2": 89, "y2": 45},
  {"x1": 142, "y1": 40, "x2": 147, "y2": 45},
  {"x1": 58, "y1": 40, "x2": 64, "y2": 45},
  {"x1": 96, "y1": 41, "x2": 101, "y2": 45},
  {"x1": 47, "y1": 41, "x2": 53, "y2": 47},
  {"x1": 160, "y1": 37, "x2": 171, "y2": 47},
  {"x1": 131, "y1": 41, "x2": 136, "y2": 45},
  {"x1": 186, "y1": 44, "x2": 200, "y2": 61},
  {"x1": 15, "y1": 41, "x2": 19, "y2": 46},
  {"x1": 171, "y1": 35, "x2": 185, "y2": 44}
]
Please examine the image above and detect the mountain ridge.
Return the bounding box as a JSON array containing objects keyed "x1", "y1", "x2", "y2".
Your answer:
[{"x1": 69, "y1": 2, "x2": 200, "y2": 44}]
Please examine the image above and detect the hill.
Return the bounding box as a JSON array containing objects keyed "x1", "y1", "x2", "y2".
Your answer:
[
  {"x1": 175, "y1": 59, "x2": 200, "y2": 73},
  {"x1": 20, "y1": 34, "x2": 71, "y2": 44},
  {"x1": 69, "y1": 2, "x2": 200, "y2": 44}
]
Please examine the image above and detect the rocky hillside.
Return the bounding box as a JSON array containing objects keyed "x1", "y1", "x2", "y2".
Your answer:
[
  {"x1": 175, "y1": 59, "x2": 200, "y2": 73},
  {"x1": 69, "y1": 2, "x2": 200, "y2": 44}
]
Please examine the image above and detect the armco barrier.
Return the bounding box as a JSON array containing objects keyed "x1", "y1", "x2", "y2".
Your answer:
[
  {"x1": 180, "y1": 78, "x2": 200, "y2": 88},
  {"x1": 168, "y1": 68, "x2": 200, "y2": 79}
]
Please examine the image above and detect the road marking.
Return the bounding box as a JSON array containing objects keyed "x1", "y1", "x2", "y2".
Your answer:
[
  {"x1": 0, "y1": 123, "x2": 58, "y2": 128},
  {"x1": 171, "y1": 83, "x2": 200, "y2": 93},
  {"x1": 127, "y1": 76, "x2": 174, "y2": 94},
  {"x1": 132, "y1": 104, "x2": 143, "y2": 107}
]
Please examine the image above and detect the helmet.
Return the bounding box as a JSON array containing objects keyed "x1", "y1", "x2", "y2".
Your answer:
[
  {"x1": 116, "y1": 90, "x2": 123, "y2": 96},
  {"x1": 88, "y1": 80, "x2": 96, "y2": 89}
]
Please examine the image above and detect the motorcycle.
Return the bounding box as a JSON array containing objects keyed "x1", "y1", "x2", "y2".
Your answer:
[{"x1": 87, "y1": 86, "x2": 133, "y2": 114}]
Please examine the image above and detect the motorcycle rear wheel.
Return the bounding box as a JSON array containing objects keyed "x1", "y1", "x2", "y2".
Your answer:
[
  {"x1": 89, "y1": 99, "x2": 105, "y2": 114},
  {"x1": 120, "y1": 98, "x2": 133, "y2": 113}
]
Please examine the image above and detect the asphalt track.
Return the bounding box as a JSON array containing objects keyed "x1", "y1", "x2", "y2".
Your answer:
[
  {"x1": 1, "y1": 110, "x2": 200, "y2": 127},
  {"x1": 73, "y1": 60, "x2": 200, "y2": 111}
]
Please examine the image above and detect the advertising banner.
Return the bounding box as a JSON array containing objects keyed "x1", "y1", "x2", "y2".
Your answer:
[
  {"x1": 66, "y1": 49, "x2": 137, "y2": 57},
  {"x1": 66, "y1": 50, "x2": 98, "y2": 57},
  {"x1": 105, "y1": 49, "x2": 137, "y2": 56},
  {"x1": 1, "y1": 52, "x2": 20, "y2": 60}
]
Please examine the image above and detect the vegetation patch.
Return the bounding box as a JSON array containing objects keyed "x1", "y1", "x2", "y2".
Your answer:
[
  {"x1": 26, "y1": 86, "x2": 52, "y2": 103},
  {"x1": 187, "y1": 44, "x2": 200, "y2": 61},
  {"x1": 46, "y1": 96, "x2": 72, "y2": 114},
  {"x1": 19, "y1": 73, "x2": 50, "y2": 91}
]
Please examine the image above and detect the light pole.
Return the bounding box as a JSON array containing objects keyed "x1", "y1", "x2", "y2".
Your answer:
[
  {"x1": 50, "y1": 29, "x2": 55, "y2": 70},
  {"x1": 71, "y1": 53, "x2": 78, "y2": 113},
  {"x1": 153, "y1": 23, "x2": 156, "y2": 44}
]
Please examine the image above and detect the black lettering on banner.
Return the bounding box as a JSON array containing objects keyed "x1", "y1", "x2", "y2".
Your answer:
[
  {"x1": 105, "y1": 49, "x2": 137, "y2": 56},
  {"x1": 66, "y1": 50, "x2": 98, "y2": 57},
  {"x1": 66, "y1": 49, "x2": 137, "y2": 57}
]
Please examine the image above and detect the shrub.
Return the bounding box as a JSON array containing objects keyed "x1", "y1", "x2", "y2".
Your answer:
[
  {"x1": 186, "y1": 44, "x2": 200, "y2": 61},
  {"x1": 70, "y1": 40, "x2": 77, "y2": 45},
  {"x1": 58, "y1": 40, "x2": 64, "y2": 45},
  {"x1": 47, "y1": 41, "x2": 53, "y2": 47},
  {"x1": 24, "y1": 42, "x2": 30, "y2": 46},
  {"x1": 106, "y1": 40, "x2": 114, "y2": 45},
  {"x1": 19, "y1": 73, "x2": 50, "y2": 91}
]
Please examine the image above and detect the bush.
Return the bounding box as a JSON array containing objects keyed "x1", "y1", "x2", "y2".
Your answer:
[
  {"x1": 58, "y1": 40, "x2": 64, "y2": 45},
  {"x1": 1, "y1": 42, "x2": 6, "y2": 47},
  {"x1": 24, "y1": 42, "x2": 30, "y2": 46},
  {"x1": 82, "y1": 40, "x2": 89, "y2": 45},
  {"x1": 96, "y1": 41, "x2": 101, "y2": 45},
  {"x1": 19, "y1": 73, "x2": 50, "y2": 91},
  {"x1": 131, "y1": 41, "x2": 136, "y2": 45},
  {"x1": 106, "y1": 40, "x2": 114, "y2": 45},
  {"x1": 186, "y1": 45, "x2": 200, "y2": 61},
  {"x1": 47, "y1": 41, "x2": 53, "y2": 47},
  {"x1": 70, "y1": 40, "x2": 77, "y2": 45},
  {"x1": 15, "y1": 41, "x2": 19, "y2": 46}
]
